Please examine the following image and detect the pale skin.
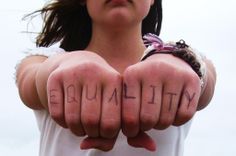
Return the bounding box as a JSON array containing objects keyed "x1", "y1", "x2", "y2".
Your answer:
[{"x1": 16, "y1": 0, "x2": 216, "y2": 152}]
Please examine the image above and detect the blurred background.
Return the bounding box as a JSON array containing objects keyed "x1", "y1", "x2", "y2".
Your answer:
[{"x1": 0, "y1": 0, "x2": 235, "y2": 155}]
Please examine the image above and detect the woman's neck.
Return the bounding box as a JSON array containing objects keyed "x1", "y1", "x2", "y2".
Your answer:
[{"x1": 86, "y1": 24, "x2": 146, "y2": 73}]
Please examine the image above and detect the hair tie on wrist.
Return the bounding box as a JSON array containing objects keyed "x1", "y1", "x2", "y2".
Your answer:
[{"x1": 141, "y1": 33, "x2": 206, "y2": 88}]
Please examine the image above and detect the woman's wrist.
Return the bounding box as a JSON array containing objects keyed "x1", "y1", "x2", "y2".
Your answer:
[
  {"x1": 141, "y1": 33, "x2": 207, "y2": 89},
  {"x1": 197, "y1": 59, "x2": 217, "y2": 110}
]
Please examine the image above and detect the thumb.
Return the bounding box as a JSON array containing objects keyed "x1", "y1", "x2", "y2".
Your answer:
[
  {"x1": 80, "y1": 137, "x2": 117, "y2": 151},
  {"x1": 127, "y1": 131, "x2": 157, "y2": 151}
]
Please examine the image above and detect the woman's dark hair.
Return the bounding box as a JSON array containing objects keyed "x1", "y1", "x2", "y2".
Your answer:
[{"x1": 35, "y1": 0, "x2": 162, "y2": 51}]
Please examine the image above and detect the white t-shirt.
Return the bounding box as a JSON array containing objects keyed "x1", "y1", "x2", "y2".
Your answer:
[
  {"x1": 29, "y1": 47, "x2": 192, "y2": 156},
  {"x1": 34, "y1": 110, "x2": 192, "y2": 156}
]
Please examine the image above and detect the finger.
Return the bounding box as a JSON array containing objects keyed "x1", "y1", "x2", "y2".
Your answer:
[
  {"x1": 100, "y1": 74, "x2": 122, "y2": 138},
  {"x1": 155, "y1": 81, "x2": 182, "y2": 130},
  {"x1": 122, "y1": 69, "x2": 141, "y2": 137},
  {"x1": 127, "y1": 131, "x2": 156, "y2": 151},
  {"x1": 173, "y1": 78, "x2": 201, "y2": 126},
  {"x1": 80, "y1": 136, "x2": 117, "y2": 151},
  {"x1": 140, "y1": 81, "x2": 162, "y2": 131},
  {"x1": 64, "y1": 80, "x2": 85, "y2": 136},
  {"x1": 81, "y1": 82, "x2": 102, "y2": 137},
  {"x1": 47, "y1": 71, "x2": 67, "y2": 128}
]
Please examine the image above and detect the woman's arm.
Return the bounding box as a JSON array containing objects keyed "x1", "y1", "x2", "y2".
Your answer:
[
  {"x1": 197, "y1": 58, "x2": 217, "y2": 110},
  {"x1": 16, "y1": 55, "x2": 47, "y2": 110},
  {"x1": 16, "y1": 51, "x2": 124, "y2": 151}
]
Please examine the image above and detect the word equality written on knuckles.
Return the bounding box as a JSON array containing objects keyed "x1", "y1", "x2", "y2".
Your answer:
[{"x1": 49, "y1": 83, "x2": 196, "y2": 108}]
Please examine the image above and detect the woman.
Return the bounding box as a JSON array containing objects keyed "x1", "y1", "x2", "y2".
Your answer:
[{"x1": 16, "y1": 0, "x2": 216, "y2": 155}]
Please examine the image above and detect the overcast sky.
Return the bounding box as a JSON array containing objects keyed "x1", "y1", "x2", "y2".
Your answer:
[{"x1": 0, "y1": 0, "x2": 236, "y2": 155}]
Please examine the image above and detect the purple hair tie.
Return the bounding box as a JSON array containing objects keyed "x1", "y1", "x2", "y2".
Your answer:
[
  {"x1": 143, "y1": 33, "x2": 189, "y2": 52},
  {"x1": 141, "y1": 33, "x2": 207, "y2": 88}
]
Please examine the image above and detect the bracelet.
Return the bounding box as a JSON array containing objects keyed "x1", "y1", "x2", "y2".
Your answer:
[{"x1": 141, "y1": 33, "x2": 206, "y2": 87}]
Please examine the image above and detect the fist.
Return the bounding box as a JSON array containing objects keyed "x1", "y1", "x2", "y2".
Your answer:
[
  {"x1": 122, "y1": 53, "x2": 201, "y2": 136},
  {"x1": 45, "y1": 51, "x2": 122, "y2": 138}
]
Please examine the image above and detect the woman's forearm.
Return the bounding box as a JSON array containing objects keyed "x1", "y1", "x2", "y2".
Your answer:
[
  {"x1": 16, "y1": 55, "x2": 47, "y2": 110},
  {"x1": 197, "y1": 59, "x2": 217, "y2": 110}
]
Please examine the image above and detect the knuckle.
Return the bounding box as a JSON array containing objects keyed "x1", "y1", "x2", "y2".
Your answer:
[
  {"x1": 66, "y1": 114, "x2": 85, "y2": 136},
  {"x1": 101, "y1": 120, "x2": 119, "y2": 138},
  {"x1": 123, "y1": 66, "x2": 138, "y2": 78},
  {"x1": 123, "y1": 116, "x2": 138, "y2": 128},
  {"x1": 147, "y1": 61, "x2": 162, "y2": 70},
  {"x1": 107, "y1": 72, "x2": 122, "y2": 84},
  {"x1": 48, "y1": 70, "x2": 62, "y2": 82},
  {"x1": 154, "y1": 60, "x2": 171, "y2": 69},
  {"x1": 102, "y1": 120, "x2": 119, "y2": 131},
  {"x1": 82, "y1": 115, "x2": 99, "y2": 127},
  {"x1": 185, "y1": 71, "x2": 200, "y2": 84},
  {"x1": 178, "y1": 110, "x2": 194, "y2": 121},
  {"x1": 50, "y1": 110, "x2": 64, "y2": 123},
  {"x1": 50, "y1": 67, "x2": 77, "y2": 83},
  {"x1": 76, "y1": 62, "x2": 101, "y2": 77},
  {"x1": 81, "y1": 62, "x2": 100, "y2": 71},
  {"x1": 140, "y1": 63, "x2": 160, "y2": 78},
  {"x1": 50, "y1": 111, "x2": 61, "y2": 121},
  {"x1": 172, "y1": 69, "x2": 183, "y2": 78},
  {"x1": 151, "y1": 61, "x2": 175, "y2": 79},
  {"x1": 140, "y1": 114, "x2": 157, "y2": 128},
  {"x1": 166, "y1": 67, "x2": 186, "y2": 80},
  {"x1": 113, "y1": 72, "x2": 122, "y2": 82},
  {"x1": 190, "y1": 75, "x2": 201, "y2": 86},
  {"x1": 159, "y1": 114, "x2": 173, "y2": 127},
  {"x1": 71, "y1": 129, "x2": 85, "y2": 137},
  {"x1": 66, "y1": 114, "x2": 80, "y2": 126}
]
